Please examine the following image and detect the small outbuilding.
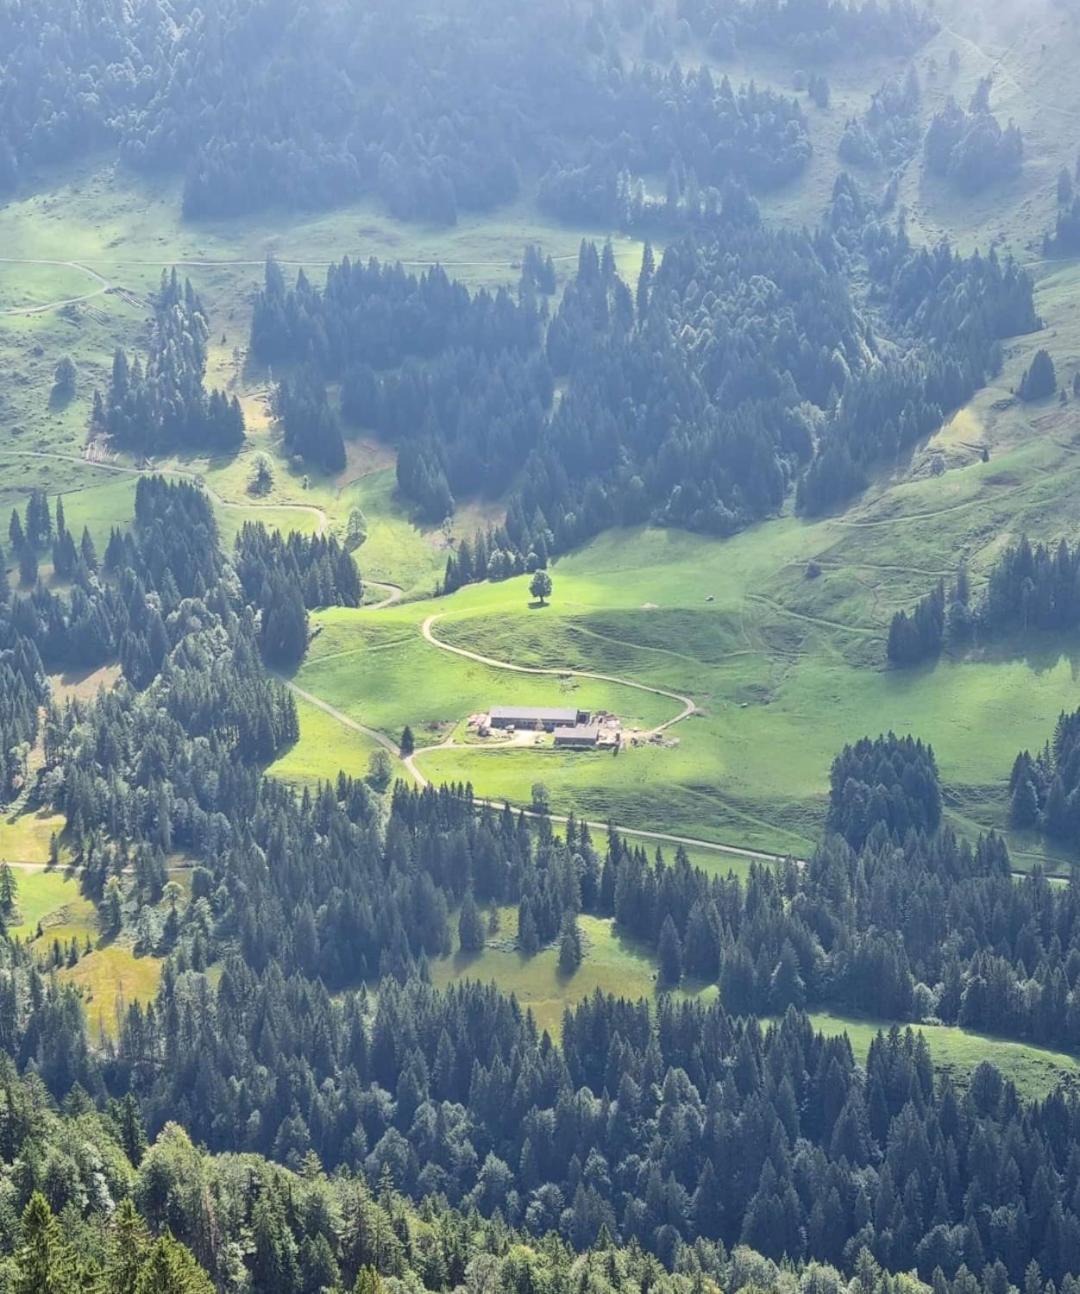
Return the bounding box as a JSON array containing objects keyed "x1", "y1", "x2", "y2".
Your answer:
[{"x1": 554, "y1": 723, "x2": 600, "y2": 749}]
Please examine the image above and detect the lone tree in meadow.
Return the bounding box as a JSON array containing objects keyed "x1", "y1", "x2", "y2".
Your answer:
[
  {"x1": 53, "y1": 356, "x2": 77, "y2": 401},
  {"x1": 529, "y1": 569, "x2": 552, "y2": 605},
  {"x1": 558, "y1": 913, "x2": 583, "y2": 974},
  {"x1": 458, "y1": 892, "x2": 485, "y2": 953},
  {"x1": 1019, "y1": 349, "x2": 1057, "y2": 402},
  {"x1": 366, "y1": 749, "x2": 392, "y2": 791},
  {"x1": 247, "y1": 453, "x2": 274, "y2": 496},
  {"x1": 400, "y1": 726, "x2": 415, "y2": 757}
]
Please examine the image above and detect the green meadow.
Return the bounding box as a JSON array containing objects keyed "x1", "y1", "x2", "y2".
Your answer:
[
  {"x1": 2, "y1": 867, "x2": 162, "y2": 1040},
  {"x1": 6, "y1": 868, "x2": 85, "y2": 940},
  {"x1": 296, "y1": 443, "x2": 1080, "y2": 861},
  {"x1": 267, "y1": 691, "x2": 403, "y2": 788}
]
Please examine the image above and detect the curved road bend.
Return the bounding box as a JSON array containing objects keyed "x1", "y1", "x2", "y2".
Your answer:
[{"x1": 420, "y1": 613, "x2": 696, "y2": 737}]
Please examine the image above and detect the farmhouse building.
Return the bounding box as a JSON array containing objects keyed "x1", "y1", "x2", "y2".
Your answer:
[
  {"x1": 553, "y1": 723, "x2": 600, "y2": 749},
  {"x1": 489, "y1": 705, "x2": 589, "y2": 731}
]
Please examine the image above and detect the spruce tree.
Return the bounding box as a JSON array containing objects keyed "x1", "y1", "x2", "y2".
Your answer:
[
  {"x1": 103, "y1": 1197, "x2": 151, "y2": 1294},
  {"x1": 0, "y1": 863, "x2": 17, "y2": 919},
  {"x1": 558, "y1": 912, "x2": 583, "y2": 974},
  {"x1": 132, "y1": 1236, "x2": 213, "y2": 1294},
  {"x1": 1019, "y1": 349, "x2": 1057, "y2": 401},
  {"x1": 658, "y1": 914, "x2": 683, "y2": 987},
  {"x1": 14, "y1": 1193, "x2": 78, "y2": 1294},
  {"x1": 458, "y1": 892, "x2": 486, "y2": 953}
]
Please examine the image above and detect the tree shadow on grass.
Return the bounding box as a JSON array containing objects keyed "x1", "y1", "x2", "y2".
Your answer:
[
  {"x1": 967, "y1": 632, "x2": 1080, "y2": 679},
  {"x1": 447, "y1": 947, "x2": 487, "y2": 973},
  {"x1": 882, "y1": 633, "x2": 1080, "y2": 684}
]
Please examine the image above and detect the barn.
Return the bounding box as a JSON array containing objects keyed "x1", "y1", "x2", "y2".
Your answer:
[
  {"x1": 488, "y1": 706, "x2": 589, "y2": 731},
  {"x1": 553, "y1": 723, "x2": 600, "y2": 749}
]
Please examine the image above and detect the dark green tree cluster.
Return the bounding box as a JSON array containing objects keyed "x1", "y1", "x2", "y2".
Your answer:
[
  {"x1": 0, "y1": 635, "x2": 45, "y2": 803},
  {"x1": 445, "y1": 223, "x2": 861, "y2": 589},
  {"x1": 838, "y1": 69, "x2": 922, "y2": 170},
  {"x1": 96, "y1": 272, "x2": 244, "y2": 456},
  {"x1": 1019, "y1": 350, "x2": 1057, "y2": 402},
  {"x1": 0, "y1": 0, "x2": 551, "y2": 221},
  {"x1": 0, "y1": 0, "x2": 935, "y2": 237},
  {"x1": 973, "y1": 537, "x2": 1080, "y2": 642},
  {"x1": 3, "y1": 479, "x2": 219, "y2": 685},
  {"x1": 799, "y1": 184, "x2": 1038, "y2": 515},
  {"x1": 106, "y1": 958, "x2": 1080, "y2": 1280},
  {"x1": 536, "y1": 68, "x2": 811, "y2": 225},
  {"x1": 251, "y1": 257, "x2": 541, "y2": 373},
  {"x1": 250, "y1": 184, "x2": 1037, "y2": 590},
  {"x1": 887, "y1": 581, "x2": 946, "y2": 666},
  {"x1": 521, "y1": 244, "x2": 557, "y2": 296},
  {"x1": 252, "y1": 256, "x2": 548, "y2": 512},
  {"x1": 389, "y1": 346, "x2": 553, "y2": 520},
  {"x1": 48, "y1": 493, "x2": 96, "y2": 583},
  {"x1": 1011, "y1": 709, "x2": 1080, "y2": 843},
  {"x1": 887, "y1": 570, "x2": 974, "y2": 667},
  {"x1": 889, "y1": 536, "x2": 1080, "y2": 667},
  {"x1": 235, "y1": 521, "x2": 362, "y2": 611},
  {"x1": 442, "y1": 202, "x2": 1034, "y2": 591},
  {"x1": 0, "y1": 1054, "x2": 1058, "y2": 1294},
  {"x1": 826, "y1": 732, "x2": 941, "y2": 848},
  {"x1": 274, "y1": 366, "x2": 346, "y2": 473},
  {"x1": 925, "y1": 79, "x2": 1023, "y2": 193},
  {"x1": 6, "y1": 487, "x2": 90, "y2": 591},
  {"x1": 1046, "y1": 163, "x2": 1080, "y2": 255}
]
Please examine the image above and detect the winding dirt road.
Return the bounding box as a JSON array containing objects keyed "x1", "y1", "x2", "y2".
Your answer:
[
  {"x1": 395, "y1": 613, "x2": 805, "y2": 863},
  {"x1": 0, "y1": 447, "x2": 330, "y2": 534},
  {"x1": 419, "y1": 613, "x2": 696, "y2": 737},
  {"x1": 0, "y1": 258, "x2": 111, "y2": 317},
  {"x1": 281, "y1": 678, "x2": 405, "y2": 766}
]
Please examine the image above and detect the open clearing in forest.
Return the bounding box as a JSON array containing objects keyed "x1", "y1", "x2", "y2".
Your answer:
[
  {"x1": 430, "y1": 905, "x2": 1080, "y2": 1098},
  {"x1": 2, "y1": 868, "x2": 162, "y2": 1039},
  {"x1": 295, "y1": 332, "x2": 1080, "y2": 864}
]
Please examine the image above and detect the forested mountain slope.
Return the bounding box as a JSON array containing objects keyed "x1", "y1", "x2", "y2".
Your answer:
[
  {"x1": 0, "y1": 480, "x2": 1079, "y2": 1293},
  {"x1": 7, "y1": 0, "x2": 1080, "y2": 1290},
  {"x1": 0, "y1": 0, "x2": 870, "y2": 223}
]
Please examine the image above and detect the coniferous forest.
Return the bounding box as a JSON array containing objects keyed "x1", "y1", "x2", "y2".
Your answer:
[
  {"x1": 0, "y1": 0, "x2": 934, "y2": 224},
  {"x1": 250, "y1": 184, "x2": 1036, "y2": 589},
  {"x1": 7, "y1": 0, "x2": 1080, "y2": 1290},
  {"x1": 4, "y1": 480, "x2": 1080, "y2": 1290}
]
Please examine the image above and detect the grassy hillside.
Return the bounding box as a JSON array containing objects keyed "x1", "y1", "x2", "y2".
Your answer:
[{"x1": 239, "y1": 259, "x2": 1080, "y2": 863}]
